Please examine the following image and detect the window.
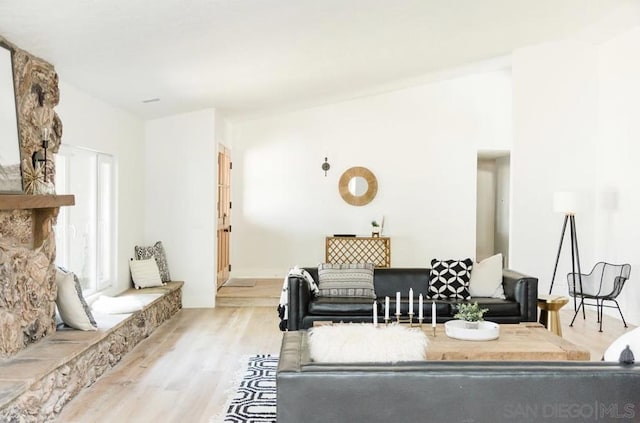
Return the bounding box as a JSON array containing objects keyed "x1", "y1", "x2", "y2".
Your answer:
[{"x1": 55, "y1": 145, "x2": 116, "y2": 294}]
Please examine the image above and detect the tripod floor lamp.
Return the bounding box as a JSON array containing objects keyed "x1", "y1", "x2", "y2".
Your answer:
[{"x1": 549, "y1": 192, "x2": 584, "y2": 317}]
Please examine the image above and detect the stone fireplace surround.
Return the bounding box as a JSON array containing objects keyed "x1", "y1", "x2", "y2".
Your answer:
[
  {"x1": 0, "y1": 36, "x2": 184, "y2": 420},
  {"x1": 0, "y1": 36, "x2": 67, "y2": 359}
]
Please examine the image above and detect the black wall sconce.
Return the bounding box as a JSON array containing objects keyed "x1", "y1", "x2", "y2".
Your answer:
[
  {"x1": 32, "y1": 127, "x2": 50, "y2": 182},
  {"x1": 322, "y1": 157, "x2": 330, "y2": 176}
]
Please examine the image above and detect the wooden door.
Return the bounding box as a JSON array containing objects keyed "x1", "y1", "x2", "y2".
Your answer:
[{"x1": 217, "y1": 146, "x2": 231, "y2": 289}]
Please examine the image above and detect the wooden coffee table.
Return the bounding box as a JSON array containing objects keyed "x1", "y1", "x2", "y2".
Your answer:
[{"x1": 424, "y1": 322, "x2": 589, "y2": 361}]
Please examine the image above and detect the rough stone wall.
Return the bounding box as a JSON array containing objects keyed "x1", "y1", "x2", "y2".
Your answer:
[
  {"x1": 0, "y1": 36, "x2": 62, "y2": 358},
  {"x1": 9, "y1": 37, "x2": 63, "y2": 180},
  {"x1": 0, "y1": 234, "x2": 57, "y2": 358},
  {"x1": 0, "y1": 287, "x2": 182, "y2": 422}
]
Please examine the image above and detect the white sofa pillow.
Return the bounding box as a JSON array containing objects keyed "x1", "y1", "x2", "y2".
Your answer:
[
  {"x1": 469, "y1": 254, "x2": 505, "y2": 299},
  {"x1": 129, "y1": 257, "x2": 164, "y2": 289}
]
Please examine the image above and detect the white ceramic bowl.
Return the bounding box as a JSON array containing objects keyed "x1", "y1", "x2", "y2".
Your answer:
[{"x1": 444, "y1": 320, "x2": 500, "y2": 341}]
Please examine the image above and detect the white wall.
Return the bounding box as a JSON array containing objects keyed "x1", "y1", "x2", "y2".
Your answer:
[
  {"x1": 216, "y1": 110, "x2": 232, "y2": 148},
  {"x1": 476, "y1": 159, "x2": 496, "y2": 260},
  {"x1": 510, "y1": 40, "x2": 598, "y2": 296},
  {"x1": 231, "y1": 70, "x2": 512, "y2": 277},
  {"x1": 476, "y1": 155, "x2": 510, "y2": 266},
  {"x1": 495, "y1": 156, "x2": 510, "y2": 267},
  {"x1": 144, "y1": 109, "x2": 217, "y2": 307},
  {"x1": 56, "y1": 80, "x2": 146, "y2": 295},
  {"x1": 595, "y1": 26, "x2": 640, "y2": 324},
  {"x1": 512, "y1": 21, "x2": 640, "y2": 326}
]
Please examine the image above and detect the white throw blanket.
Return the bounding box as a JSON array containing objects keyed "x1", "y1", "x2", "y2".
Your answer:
[
  {"x1": 278, "y1": 266, "x2": 319, "y2": 330},
  {"x1": 91, "y1": 294, "x2": 161, "y2": 314}
]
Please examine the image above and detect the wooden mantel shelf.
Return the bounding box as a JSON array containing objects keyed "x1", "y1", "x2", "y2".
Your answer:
[
  {"x1": 0, "y1": 194, "x2": 75, "y2": 248},
  {"x1": 0, "y1": 194, "x2": 75, "y2": 210}
]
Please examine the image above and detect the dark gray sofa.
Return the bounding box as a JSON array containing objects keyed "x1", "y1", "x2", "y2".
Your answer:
[
  {"x1": 277, "y1": 331, "x2": 640, "y2": 423},
  {"x1": 286, "y1": 267, "x2": 538, "y2": 330}
]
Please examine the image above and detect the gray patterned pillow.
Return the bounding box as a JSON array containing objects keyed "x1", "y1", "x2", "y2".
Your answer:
[
  {"x1": 134, "y1": 241, "x2": 171, "y2": 282},
  {"x1": 317, "y1": 263, "x2": 376, "y2": 298}
]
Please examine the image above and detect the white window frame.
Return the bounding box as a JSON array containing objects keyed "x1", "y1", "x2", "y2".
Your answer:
[{"x1": 55, "y1": 145, "x2": 116, "y2": 295}]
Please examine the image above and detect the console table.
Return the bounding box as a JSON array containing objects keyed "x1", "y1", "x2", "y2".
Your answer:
[{"x1": 325, "y1": 236, "x2": 391, "y2": 268}]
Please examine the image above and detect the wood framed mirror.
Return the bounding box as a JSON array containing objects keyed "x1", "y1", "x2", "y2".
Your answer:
[{"x1": 339, "y1": 166, "x2": 377, "y2": 206}]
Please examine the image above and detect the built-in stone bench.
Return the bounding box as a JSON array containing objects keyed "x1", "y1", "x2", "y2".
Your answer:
[{"x1": 0, "y1": 281, "x2": 183, "y2": 422}]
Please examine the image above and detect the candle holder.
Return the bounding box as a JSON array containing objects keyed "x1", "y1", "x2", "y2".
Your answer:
[
  {"x1": 432, "y1": 326, "x2": 436, "y2": 337},
  {"x1": 391, "y1": 314, "x2": 427, "y2": 327},
  {"x1": 418, "y1": 317, "x2": 423, "y2": 328},
  {"x1": 384, "y1": 317, "x2": 390, "y2": 326}
]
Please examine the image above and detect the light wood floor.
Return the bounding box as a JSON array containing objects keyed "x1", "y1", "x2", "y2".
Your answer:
[
  {"x1": 215, "y1": 278, "x2": 281, "y2": 307},
  {"x1": 55, "y1": 281, "x2": 635, "y2": 422},
  {"x1": 560, "y1": 305, "x2": 635, "y2": 361},
  {"x1": 55, "y1": 307, "x2": 283, "y2": 423}
]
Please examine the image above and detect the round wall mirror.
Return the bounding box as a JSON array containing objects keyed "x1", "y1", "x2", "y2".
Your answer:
[{"x1": 339, "y1": 167, "x2": 378, "y2": 206}]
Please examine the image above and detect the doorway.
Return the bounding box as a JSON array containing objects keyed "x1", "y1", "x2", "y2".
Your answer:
[
  {"x1": 476, "y1": 152, "x2": 510, "y2": 267},
  {"x1": 217, "y1": 145, "x2": 232, "y2": 289}
]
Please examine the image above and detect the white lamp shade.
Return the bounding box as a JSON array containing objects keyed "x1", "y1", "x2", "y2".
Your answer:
[{"x1": 553, "y1": 191, "x2": 579, "y2": 214}]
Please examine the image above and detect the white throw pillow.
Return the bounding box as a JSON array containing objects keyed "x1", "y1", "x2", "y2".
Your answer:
[
  {"x1": 129, "y1": 258, "x2": 164, "y2": 289},
  {"x1": 604, "y1": 327, "x2": 640, "y2": 362},
  {"x1": 55, "y1": 268, "x2": 98, "y2": 331},
  {"x1": 469, "y1": 254, "x2": 505, "y2": 299}
]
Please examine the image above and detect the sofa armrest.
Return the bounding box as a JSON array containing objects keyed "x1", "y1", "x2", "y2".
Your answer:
[
  {"x1": 502, "y1": 269, "x2": 538, "y2": 322},
  {"x1": 287, "y1": 276, "x2": 311, "y2": 331}
]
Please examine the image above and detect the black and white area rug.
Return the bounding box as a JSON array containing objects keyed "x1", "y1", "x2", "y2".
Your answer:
[{"x1": 222, "y1": 355, "x2": 278, "y2": 422}]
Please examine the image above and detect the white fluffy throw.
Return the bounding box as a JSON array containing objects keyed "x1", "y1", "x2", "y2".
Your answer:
[{"x1": 309, "y1": 323, "x2": 428, "y2": 363}]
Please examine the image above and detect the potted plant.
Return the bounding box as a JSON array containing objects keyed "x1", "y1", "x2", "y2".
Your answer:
[
  {"x1": 454, "y1": 302, "x2": 489, "y2": 329},
  {"x1": 371, "y1": 220, "x2": 380, "y2": 237}
]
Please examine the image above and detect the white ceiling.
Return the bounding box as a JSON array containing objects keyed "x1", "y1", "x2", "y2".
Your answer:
[{"x1": 0, "y1": 0, "x2": 633, "y2": 120}]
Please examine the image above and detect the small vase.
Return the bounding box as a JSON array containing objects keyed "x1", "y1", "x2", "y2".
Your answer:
[{"x1": 464, "y1": 321, "x2": 480, "y2": 329}]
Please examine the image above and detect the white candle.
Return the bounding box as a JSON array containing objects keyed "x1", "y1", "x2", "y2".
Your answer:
[
  {"x1": 385, "y1": 296, "x2": 390, "y2": 320},
  {"x1": 409, "y1": 288, "x2": 414, "y2": 314},
  {"x1": 42, "y1": 127, "x2": 50, "y2": 141},
  {"x1": 396, "y1": 291, "x2": 401, "y2": 315},
  {"x1": 432, "y1": 301, "x2": 437, "y2": 328},
  {"x1": 373, "y1": 301, "x2": 378, "y2": 327},
  {"x1": 419, "y1": 294, "x2": 423, "y2": 319}
]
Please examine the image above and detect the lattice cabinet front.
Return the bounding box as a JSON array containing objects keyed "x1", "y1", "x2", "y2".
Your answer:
[{"x1": 325, "y1": 236, "x2": 391, "y2": 268}]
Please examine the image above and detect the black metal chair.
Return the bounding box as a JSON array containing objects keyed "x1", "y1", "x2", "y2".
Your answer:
[{"x1": 568, "y1": 262, "x2": 631, "y2": 332}]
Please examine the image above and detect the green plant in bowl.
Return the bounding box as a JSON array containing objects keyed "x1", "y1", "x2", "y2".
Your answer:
[{"x1": 454, "y1": 302, "x2": 489, "y2": 328}]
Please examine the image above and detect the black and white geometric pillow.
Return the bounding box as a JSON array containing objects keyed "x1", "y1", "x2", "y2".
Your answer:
[
  {"x1": 428, "y1": 258, "x2": 473, "y2": 300},
  {"x1": 134, "y1": 241, "x2": 171, "y2": 282}
]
